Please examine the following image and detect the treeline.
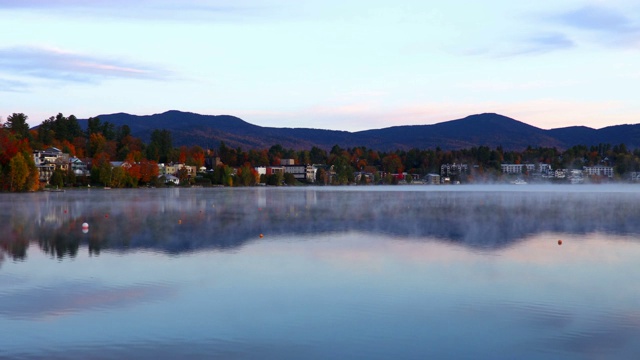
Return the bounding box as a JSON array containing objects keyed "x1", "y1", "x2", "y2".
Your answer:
[
  {"x1": 2, "y1": 112, "x2": 640, "y2": 191},
  {"x1": 211, "y1": 142, "x2": 640, "y2": 184},
  {"x1": 0, "y1": 112, "x2": 214, "y2": 190}
]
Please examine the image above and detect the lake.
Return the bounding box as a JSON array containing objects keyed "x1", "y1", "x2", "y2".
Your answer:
[{"x1": 2, "y1": 185, "x2": 640, "y2": 359}]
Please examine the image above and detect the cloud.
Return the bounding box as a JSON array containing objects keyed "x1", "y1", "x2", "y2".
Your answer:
[
  {"x1": 0, "y1": 46, "x2": 172, "y2": 84},
  {"x1": 0, "y1": 0, "x2": 273, "y2": 21},
  {"x1": 0, "y1": 77, "x2": 29, "y2": 92},
  {"x1": 555, "y1": 5, "x2": 634, "y2": 32},
  {"x1": 453, "y1": 32, "x2": 574, "y2": 58},
  {"x1": 503, "y1": 32, "x2": 575, "y2": 56},
  {"x1": 551, "y1": 5, "x2": 640, "y2": 48}
]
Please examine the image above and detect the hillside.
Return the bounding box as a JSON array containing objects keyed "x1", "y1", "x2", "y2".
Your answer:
[{"x1": 79, "y1": 111, "x2": 640, "y2": 151}]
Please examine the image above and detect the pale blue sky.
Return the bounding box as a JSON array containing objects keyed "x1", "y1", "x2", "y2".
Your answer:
[{"x1": 1, "y1": 0, "x2": 639, "y2": 131}]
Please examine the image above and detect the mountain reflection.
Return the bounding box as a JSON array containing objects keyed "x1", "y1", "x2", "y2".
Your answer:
[{"x1": 1, "y1": 187, "x2": 640, "y2": 261}]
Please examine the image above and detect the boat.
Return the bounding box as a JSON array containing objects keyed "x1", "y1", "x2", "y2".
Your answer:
[{"x1": 511, "y1": 179, "x2": 527, "y2": 185}]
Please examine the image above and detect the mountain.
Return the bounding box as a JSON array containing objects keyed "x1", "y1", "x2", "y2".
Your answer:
[
  {"x1": 79, "y1": 110, "x2": 640, "y2": 151},
  {"x1": 356, "y1": 113, "x2": 565, "y2": 150},
  {"x1": 88, "y1": 110, "x2": 355, "y2": 150}
]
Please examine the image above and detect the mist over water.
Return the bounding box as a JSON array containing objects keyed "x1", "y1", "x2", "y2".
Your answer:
[
  {"x1": 1, "y1": 186, "x2": 640, "y2": 359},
  {"x1": 1, "y1": 185, "x2": 639, "y2": 259}
]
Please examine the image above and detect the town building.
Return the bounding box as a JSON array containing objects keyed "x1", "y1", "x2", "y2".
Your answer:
[
  {"x1": 441, "y1": 163, "x2": 468, "y2": 178},
  {"x1": 583, "y1": 166, "x2": 614, "y2": 178},
  {"x1": 500, "y1": 163, "x2": 536, "y2": 174},
  {"x1": 33, "y1": 147, "x2": 70, "y2": 184},
  {"x1": 425, "y1": 173, "x2": 441, "y2": 185}
]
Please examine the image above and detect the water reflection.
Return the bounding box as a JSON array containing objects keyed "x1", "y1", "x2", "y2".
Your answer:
[
  {"x1": 1, "y1": 186, "x2": 640, "y2": 262},
  {"x1": 4, "y1": 230, "x2": 640, "y2": 359}
]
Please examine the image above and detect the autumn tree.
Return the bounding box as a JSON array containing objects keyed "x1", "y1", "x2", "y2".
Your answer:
[
  {"x1": 8, "y1": 152, "x2": 30, "y2": 191},
  {"x1": 382, "y1": 154, "x2": 404, "y2": 174},
  {"x1": 188, "y1": 146, "x2": 205, "y2": 168},
  {"x1": 139, "y1": 159, "x2": 159, "y2": 184},
  {"x1": 236, "y1": 163, "x2": 259, "y2": 186},
  {"x1": 212, "y1": 164, "x2": 233, "y2": 186}
]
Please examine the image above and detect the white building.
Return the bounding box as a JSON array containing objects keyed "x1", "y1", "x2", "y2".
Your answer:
[
  {"x1": 583, "y1": 166, "x2": 614, "y2": 178},
  {"x1": 501, "y1": 163, "x2": 536, "y2": 174},
  {"x1": 283, "y1": 164, "x2": 307, "y2": 180}
]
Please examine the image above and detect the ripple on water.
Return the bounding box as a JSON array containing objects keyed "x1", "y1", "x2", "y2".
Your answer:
[{"x1": 0, "y1": 280, "x2": 176, "y2": 321}]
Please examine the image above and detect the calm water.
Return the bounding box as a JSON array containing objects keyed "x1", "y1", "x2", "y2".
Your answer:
[{"x1": 2, "y1": 185, "x2": 640, "y2": 359}]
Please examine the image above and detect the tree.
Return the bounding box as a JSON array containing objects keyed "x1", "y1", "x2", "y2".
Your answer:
[
  {"x1": 176, "y1": 167, "x2": 190, "y2": 185},
  {"x1": 5, "y1": 113, "x2": 31, "y2": 141},
  {"x1": 149, "y1": 129, "x2": 173, "y2": 163},
  {"x1": 110, "y1": 166, "x2": 127, "y2": 188},
  {"x1": 236, "y1": 163, "x2": 259, "y2": 186},
  {"x1": 139, "y1": 159, "x2": 159, "y2": 184},
  {"x1": 36, "y1": 117, "x2": 55, "y2": 145},
  {"x1": 88, "y1": 133, "x2": 107, "y2": 158},
  {"x1": 87, "y1": 117, "x2": 102, "y2": 137},
  {"x1": 382, "y1": 154, "x2": 404, "y2": 174},
  {"x1": 265, "y1": 172, "x2": 284, "y2": 186},
  {"x1": 8, "y1": 152, "x2": 29, "y2": 191},
  {"x1": 66, "y1": 168, "x2": 77, "y2": 186},
  {"x1": 212, "y1": 164, "x2": 233, "y2": 186},
  {"x1": 284, "y1": 173, "x2": 297, "y2": 185},
  {"x1": 315, "y1": 167, "x2": 328, "y2": 185},
  {"x1": 188, "y1": 146, "x2": 205, "y2": 168},
  {"x1": 178, "y1": 146, "x2": 188, "y2": 164},
  {"x1": 50, "y1": 168, "x2": 65, "y2": 189},
  {"x1": 44, "y1": 113, "x2": 83, "y2": 143},
  {"x1": 310, "y1": 146, "x2": 328, "y2": 164}
]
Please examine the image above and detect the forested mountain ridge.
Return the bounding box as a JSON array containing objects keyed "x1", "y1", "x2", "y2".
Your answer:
[{"x1": 79, "y1": 111, "x2": 640, "y2": 151}]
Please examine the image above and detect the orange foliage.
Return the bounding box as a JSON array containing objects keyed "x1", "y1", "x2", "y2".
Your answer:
[
  {"x1": 179, "y1": 146, "x2": 187, "y2": 164},
  {"x1": 127, "y1": 150, "x2": 144, "y2": 163},
  {"x1": 72, "y1": 136, "x2": 87, "y2": 158},
  {"x1": 120, "y1": 135, "x2": 143, "y2": 153},
  {"x1": 93, "y1": 152, "x2": 111, "y2": 167},
  {"x1": 139, "y1": 159, "x2": 159, "y2": 183},
  {"x1": 126, "y1": 162, "x2": 141, "y2": 181},
  {"x1": 189, "y1": 146, "x2": 205, "y2": 168}
]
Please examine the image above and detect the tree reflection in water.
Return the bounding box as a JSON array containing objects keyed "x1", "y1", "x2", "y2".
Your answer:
[{"x1": 1, "y1": 187, "x2": 640, "y2": 261}]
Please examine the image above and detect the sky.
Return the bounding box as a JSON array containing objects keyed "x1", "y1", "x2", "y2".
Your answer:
[{"x1": 1, "y1": 0, "x2": 640, "y2": 131}]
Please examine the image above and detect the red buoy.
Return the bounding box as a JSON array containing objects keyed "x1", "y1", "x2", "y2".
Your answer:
[{"x1": 558, "y1": 240, "x2": 563, "y2": 245}]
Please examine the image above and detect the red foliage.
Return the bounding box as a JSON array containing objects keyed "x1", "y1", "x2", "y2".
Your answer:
[
  {"x1": 139, "y1": 159, "x2": 159, "y2": 183},
  {"x1": 179, "y1": 146, "x2": 187, "y2": 164},
  {"x1": 0, "y1": 130, "x2": 28, "y2": 165}
]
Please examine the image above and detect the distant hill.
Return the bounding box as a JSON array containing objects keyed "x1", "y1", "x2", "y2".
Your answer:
[{"x1": 79, "y1": 111, "x2": 640, "y2": 151}]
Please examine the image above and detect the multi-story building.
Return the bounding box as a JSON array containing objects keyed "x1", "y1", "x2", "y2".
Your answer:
[
  {"x1": 282, "y1": 164, "x2": 306, "y2": 180},
  {"x1": 441, "y1": 163, "x2": 469, "y2": 178},
  {"x1": 583, "y1": 166, "x2": 614, "y2": 178},
  {"x1": 500, "y1": 163, "x2": 536, "y2": 174},
  {"x1": 33, "y1": 147, "x2": 70, "y2": 184}
]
